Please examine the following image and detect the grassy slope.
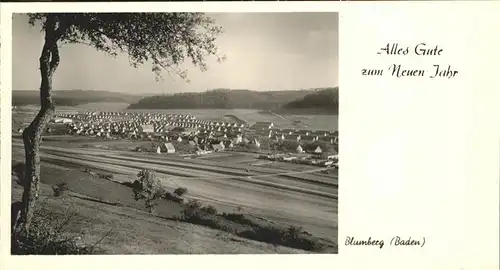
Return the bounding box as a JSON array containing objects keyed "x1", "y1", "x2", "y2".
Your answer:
[{"x1": 11, "y1": 165, "x2": 306, "y2": 254}]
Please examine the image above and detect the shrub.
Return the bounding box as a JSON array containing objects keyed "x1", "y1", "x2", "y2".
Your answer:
[
  {"x1": 133, "y1": 169, "x2": 165, "y2": 214},
  {"x1": 163, "y1": 191, "x2": 184, "y2": 203},
  {"x1": 283, "y1": 225, "x2": 303, "y2": 241},
  {"x1": 181, "y1": 199, "x2": 203, "y2": 219},
  {"x1": 201, "y1": 205, "x2": 218, "y2": 215},
  {"x1": 173, "y1": 187, "x2": 188, "y2": 197},
  {"x1": 221, "y1": 213, "x2": 253, "y2": 226},
  {"x1": 11, "y1": 206, "x2": 106, "y2": 255},
  {"x1": 97, "y1": 173, "x2": 114, "y2": 180},
  {"x1": 176, "y1": 202, "x2": 328, "y2": 251},
  {"x1": 52, "y1": 182, "x2": 69, "y2": 197}
]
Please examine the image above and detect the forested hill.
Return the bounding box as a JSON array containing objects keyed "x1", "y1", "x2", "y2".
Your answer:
[
  {"x1": 12, "y1": 90, "x2": 142, "y2": 106},
  {"x1": 127, "y1": 88, "x2": 335, "y2": 110},
  {"x1": 281, "y1": 87, "x2": 338, "y2": 114}
]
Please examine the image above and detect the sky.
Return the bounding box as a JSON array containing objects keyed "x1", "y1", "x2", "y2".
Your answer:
[{"x1": 12, "y1": 12, "x2": 338, "y2": 94}]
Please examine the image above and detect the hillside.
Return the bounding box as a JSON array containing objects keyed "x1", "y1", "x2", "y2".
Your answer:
[
  {"x1": 281, "y1": 87, "x2": 338, "y2": 114},
  {"x1": 11, "y1": 179, "x2": 306, "y2": 254},
  {"x1": 127, "y1": 89, "x2": 317, "y2": 110},
  {"x1": 12, "y1": 90, "x2": 142, "y2": 107}
]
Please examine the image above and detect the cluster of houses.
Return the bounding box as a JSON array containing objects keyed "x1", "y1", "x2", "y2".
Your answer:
[
  {"x1": 258, "y1": 140, "x2": 339, "y2": 168},
  {"x1": 251, "y1": 122, "x2": 338, "y2": 145},
  {"x1": 51, "y1": 111, "x2": 247, "y2": 140},
  {"x1": 17, "y1": 111, "x2": 339, "y2": 162}
]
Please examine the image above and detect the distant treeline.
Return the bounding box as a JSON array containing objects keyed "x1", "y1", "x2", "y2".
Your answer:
[
  {"x1": 13, "y1": 88, "x2": 339, "y2": 113},
  {"x1": 282, "y1": 87, "x2": 338, "y2": 114},
  {"x1": 128, "y1": 88, "x2": 338, "y2": 112},
  {"x1": 12, "y1": 90, "x2": 142, "y2": 107}
]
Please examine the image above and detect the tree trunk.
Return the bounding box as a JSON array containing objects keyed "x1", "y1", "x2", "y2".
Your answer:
[{"x1": 20, "y1": 15, "x2": 62, "y2": 233}]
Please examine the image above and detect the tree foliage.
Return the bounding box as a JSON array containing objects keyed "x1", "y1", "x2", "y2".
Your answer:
[
  {"x1": 133, "y1": 169, "x2": 165, "y2": 214},
  {"x1": 128, "y1": 89, "x2": 318, "y2": 110},
  {"x1": 283, "y1": 87, "x2": 339, "y2": 113},
  {"x1": 28, "y1": 13, "x2": 225, "y2": 81}
]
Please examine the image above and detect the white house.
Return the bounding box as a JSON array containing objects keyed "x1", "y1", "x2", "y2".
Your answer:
[
  {"x1": 296, "y1": 145, "x2": 304, "y2": 153},
  {"x1": 164, "y1": 142, "x2": 176, "y2": 153},
  {"x1": 54, "y1": 118, "x2": 73, "y2": 124},
  {"x1": 254, "y1": 138, "x2": 261, "y2": 148},
  {"x1": 141, "y1": 124, "x2": 154, "y2": 133},
  {"x1": 212, "y1": 144, "x2": 224, "y2": 152}
]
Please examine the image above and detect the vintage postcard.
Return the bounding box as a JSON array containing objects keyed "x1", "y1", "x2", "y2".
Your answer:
[{"x1": 0, "y1": 1, "x2": 498, "y2": 270}]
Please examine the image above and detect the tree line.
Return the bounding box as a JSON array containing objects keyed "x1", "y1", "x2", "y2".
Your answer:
[
  {"x1": 127, "y1": 88, "x2": 338, "y2": 110},
  {"x1": 282, "y1": 87, "x2": 339, "y2": 113}
]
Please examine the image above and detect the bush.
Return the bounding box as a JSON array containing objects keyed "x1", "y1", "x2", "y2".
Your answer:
[
  {"x1": 182, "y1": 199, "x2": 203, "y2": 219},
  {"x1": 283, "y1": 225, "x2": 303, "y2": 241},
  {"x1": 173, "y1": 187, "x2": 188, "y2": 197},
  {"x1": 201, "y1": 205, "x2": 218, "y2": 215},
  {"x1": 52, "y1": 182, "x2": 69, "y2": 197},
  {"x1": 133, "y1": 169, "x2": 165, "y2": 214},
  {"x1": 221, "y1": 213, "x2": 253, "y2": 226},
  {"x1": 237, "y1": 224, "x2": 323, "y2": 251},
  {"x1": 175, "y1": 200, "x2": 329, "y2": 252},
  {"x1": 163, "y1": 191, "x2": 184, "y2": 203},
  {"x1": 11, "y1": 205, "x2": 105, "y2": 255},
  {"x1": 97, "y1": 173, "x2": 114, "y2": 180}
]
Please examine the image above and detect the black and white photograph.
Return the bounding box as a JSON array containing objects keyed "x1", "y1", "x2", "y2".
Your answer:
[{"x1": 10, "y1": 12, "x2": 339, "y2": 254}]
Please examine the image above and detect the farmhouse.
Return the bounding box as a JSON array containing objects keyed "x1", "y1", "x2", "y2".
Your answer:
[
  {"x1": 141, "y1": 124, "x2": 154, "y2": 133},
  {"x1": 274, "y1": 134, "x2": 285, "y2": 141},
  {"x1": 282, "y1": 156, "x2": 297, "y2": 162},
  {"x1": 253, "y1": 138, "x2": 261, "y2": 148},
  {"x1": 296, "y1": 145, "x2": 304, "y2": 153},
  {"x1": 312, "y1": 130, "x2": 329, "y2": 137},
  {"x1": 212, "y1": 144, "x2": 225, "y2": 152},
  {"x1": 284, "y1": 134, "x2": 301, "y2": 141},
  {"x1": 304, "y1": 145, "x2": 322, "y2": 155},
  {"x1": 163, "y1": 142, "x2": 176, "y2": 153},
  {"x1": 312, "y1": 146, "x2": 322, "y2": 154},
  {"x1": 295, "y1": 130, "x2": 309, "y2": 135},
  {"x1": 300, "y1": 135, "x2": 318, "y2": 142},
  {"x1": 53, "y1": 118, "x2": 73, "y2": 124}
]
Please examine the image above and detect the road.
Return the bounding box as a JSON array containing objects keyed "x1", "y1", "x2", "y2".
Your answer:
[{"x1": 12, "y1": 141, "x2": 338, "y2": 241}]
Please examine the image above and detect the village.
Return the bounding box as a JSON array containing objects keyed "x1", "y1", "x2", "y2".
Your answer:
[{"x1": 16, "y1": 110, "x2": 339, "y2": 168}]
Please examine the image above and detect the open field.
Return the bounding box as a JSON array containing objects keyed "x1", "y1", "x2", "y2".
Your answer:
[{"x1": 12, "y1": 136, "x2": 338, "y2": 252}]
